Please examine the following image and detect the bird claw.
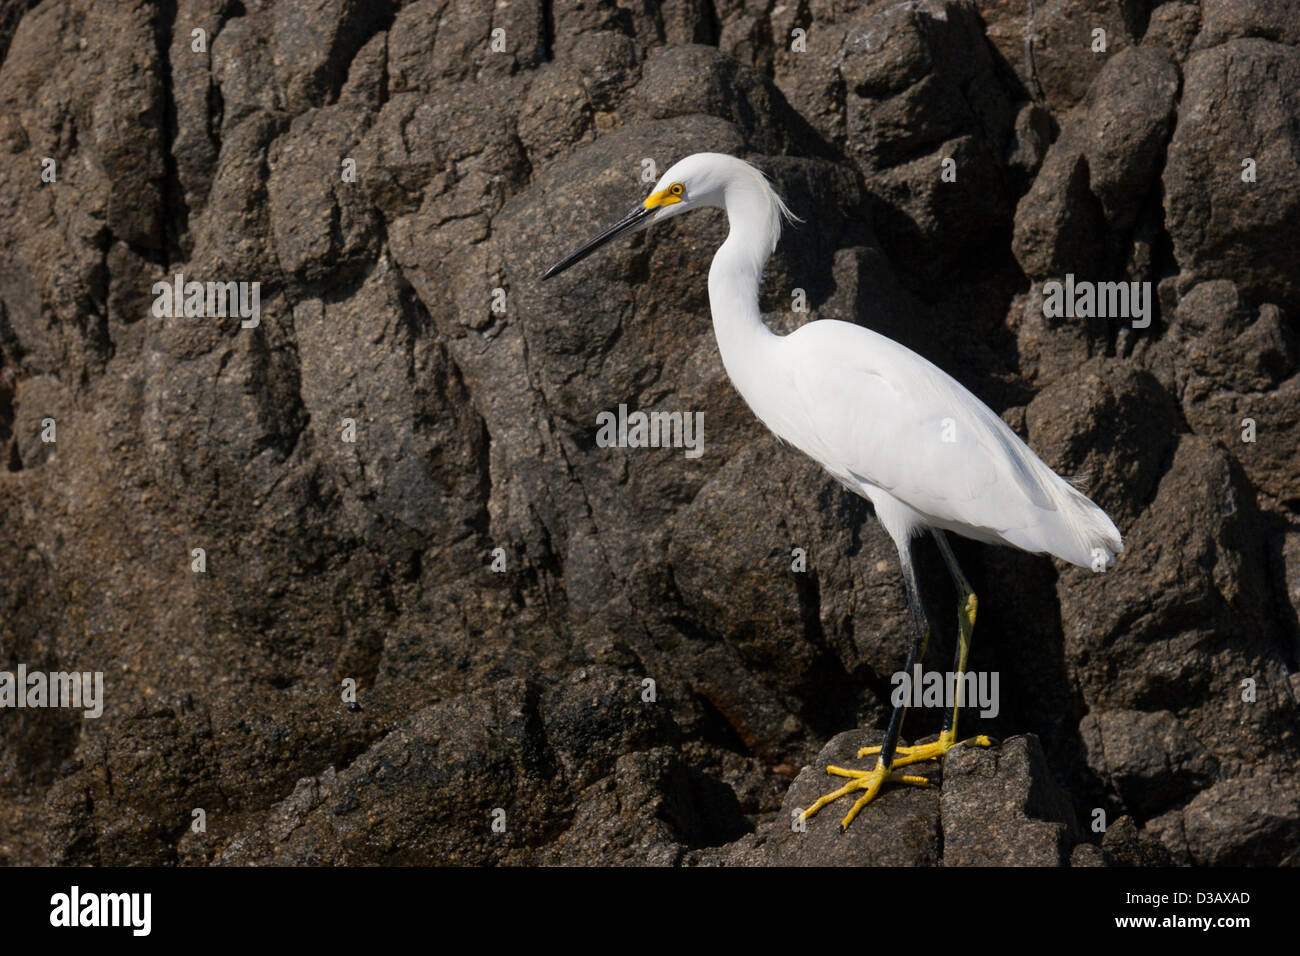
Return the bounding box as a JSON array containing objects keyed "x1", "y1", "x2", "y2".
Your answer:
[
  {"x1": 855, "y1": 731, "x2": 992, "y2": 766},
  {"x1": 800, "y1": 733, "x2": 994, "y2": 830},
  {"x1": 799, "y1": 759, "x2": 932, "y2": 829}
]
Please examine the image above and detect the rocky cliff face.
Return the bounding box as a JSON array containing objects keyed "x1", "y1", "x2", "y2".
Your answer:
[{"x1": 0, "y1": 0, "x2": 1296, "y2": 866}]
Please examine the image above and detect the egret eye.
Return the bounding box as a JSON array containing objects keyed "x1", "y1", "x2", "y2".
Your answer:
[{"x1": 670, "y1": 183, "x2": 684, "y2": 196}]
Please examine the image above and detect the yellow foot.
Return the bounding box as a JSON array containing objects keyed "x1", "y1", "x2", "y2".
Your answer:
[
  {"x1": 855, "y1": 731, "x2": 993, "y2": 770},
  {"x1": 799, "y1": 732, "x2": 994, "y2": 830},
  {"x1": 798, "y1": 760, "x2": 932, "y2": 830}
]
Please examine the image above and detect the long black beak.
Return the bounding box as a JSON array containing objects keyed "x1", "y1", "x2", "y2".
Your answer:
[{"x1": 542, "y1": 203, "x2": 654, "y2": 280}]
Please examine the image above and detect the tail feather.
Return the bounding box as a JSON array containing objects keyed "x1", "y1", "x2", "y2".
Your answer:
[{"x1": 1046, "y1": 477, "x2": 1123, "y2": 569}]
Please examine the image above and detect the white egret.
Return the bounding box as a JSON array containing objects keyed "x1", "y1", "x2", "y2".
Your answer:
[{"x1": 543, "y1": 153, "x2": 1122, "y2": 829}]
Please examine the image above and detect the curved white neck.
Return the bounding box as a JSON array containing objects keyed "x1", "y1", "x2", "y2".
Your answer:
[{"x1": 707, "y1": 192, "x2": 779, "y2": 394}]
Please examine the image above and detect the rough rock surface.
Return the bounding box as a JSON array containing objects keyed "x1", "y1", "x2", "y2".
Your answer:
[{"x1": 0, "y1": 0, "x2": 1297, "y2": 866}]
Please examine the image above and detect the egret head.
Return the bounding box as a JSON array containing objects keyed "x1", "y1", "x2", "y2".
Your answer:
[{"x1": 541, "y1": 153, "x2": 789, "y2": 279}]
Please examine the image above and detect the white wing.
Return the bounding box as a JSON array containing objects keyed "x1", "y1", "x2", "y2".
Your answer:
[{"x1": 779, "y1": 320, "x2": 1122, "y2": 567}]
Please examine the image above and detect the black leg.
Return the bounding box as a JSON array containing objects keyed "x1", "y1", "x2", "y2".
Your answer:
[
  {"x1": 877, "y1": 539, "x2": 930, "y2": 769},
  {"x1": 799, "y1": 532, "x2": 982, "y2": 829}
]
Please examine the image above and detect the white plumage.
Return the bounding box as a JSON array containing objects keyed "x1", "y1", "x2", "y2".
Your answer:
[
  {"x1": 656, "y1": 153, "x2": 1122, "y2": 570},
  {"x1": 544, "y1": 151, "x2": 1124, "y2": 826}
]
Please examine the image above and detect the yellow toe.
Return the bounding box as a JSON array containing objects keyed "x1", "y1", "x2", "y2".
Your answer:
[{"x1": 800, "y1": 733, "x2": 992, "y2": 829}]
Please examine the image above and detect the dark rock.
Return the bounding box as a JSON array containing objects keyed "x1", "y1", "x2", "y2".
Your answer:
[
  {"x1": 1050, "y1": 433, "x2": 1297, "y2": 790},
  {"x1": 1016, "y1": 0, "x2": 1140, "y2": 113},
  {"x1": 1012, "y1": 122, "x2": 1105, "y2": 279},
  {"x1": 1006, "y1": 102, "x2": 1055, "y2": 184},
  {"x1": 634, "y1": 45, "x2": 814, "y2": 157},
  {"x1": 1080, "y1": 709, "x2": 1219, "y2": 818},
  {"x1": 940, "y1": 735, "x2": 1080, "y2": 866},
  {"x1": 1070, "y1": 842, "x2": 1107, "y2": 866},
  {"x1": 516, "y1": 33, "x2": 639, "y2": 167},
  {"x1": 268, "y1": 105, "x2": 381, "y2": 283},
  {"x1": 1174, "y1": 773, "x2": 1300, "y2": 865},
  {"x1": 839, "y1": 0, "x2": 1017, "y2": 284},
  {"x1": 1025, "y1": 357, "x2": 1181, "y2": 526},
  {"x1": 1144, "y1": 3, "x2": 1201, "y2": 60},
  {"x1": 1101, "y1": 813, "x2": 1175, "y2": 866},
  {"x1": 1194, "y1": 0, "x2": 1300, "y2": 48},
  {"x1": 1013, "y1": 46, "x2": 1178, "y2": 278},
  {"x1": 1005, "y1": 288, "x2": 1097, "y2": 388},
  {"x1": 1081, "y1": 46, "x2": 1179, "y2": 234},
  {"x1": 1, "y1": 0, "x2": 1297, "y2": 870},
  {"x1": 272, "y1": 0, "x2": 396, "y2": 113},
  {"x1": 213, "y1": 10, "x2": 287, "y2": 128},
  {"x1": 1157, "y1": 280, "x2": 1299, "y2": 505},
  {"x1": 1164, "y1": 40, "x2": 1300, "y2": 309},
  {"x1": 215, "y1": 671, "x2": 686, "y2": 865}
]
